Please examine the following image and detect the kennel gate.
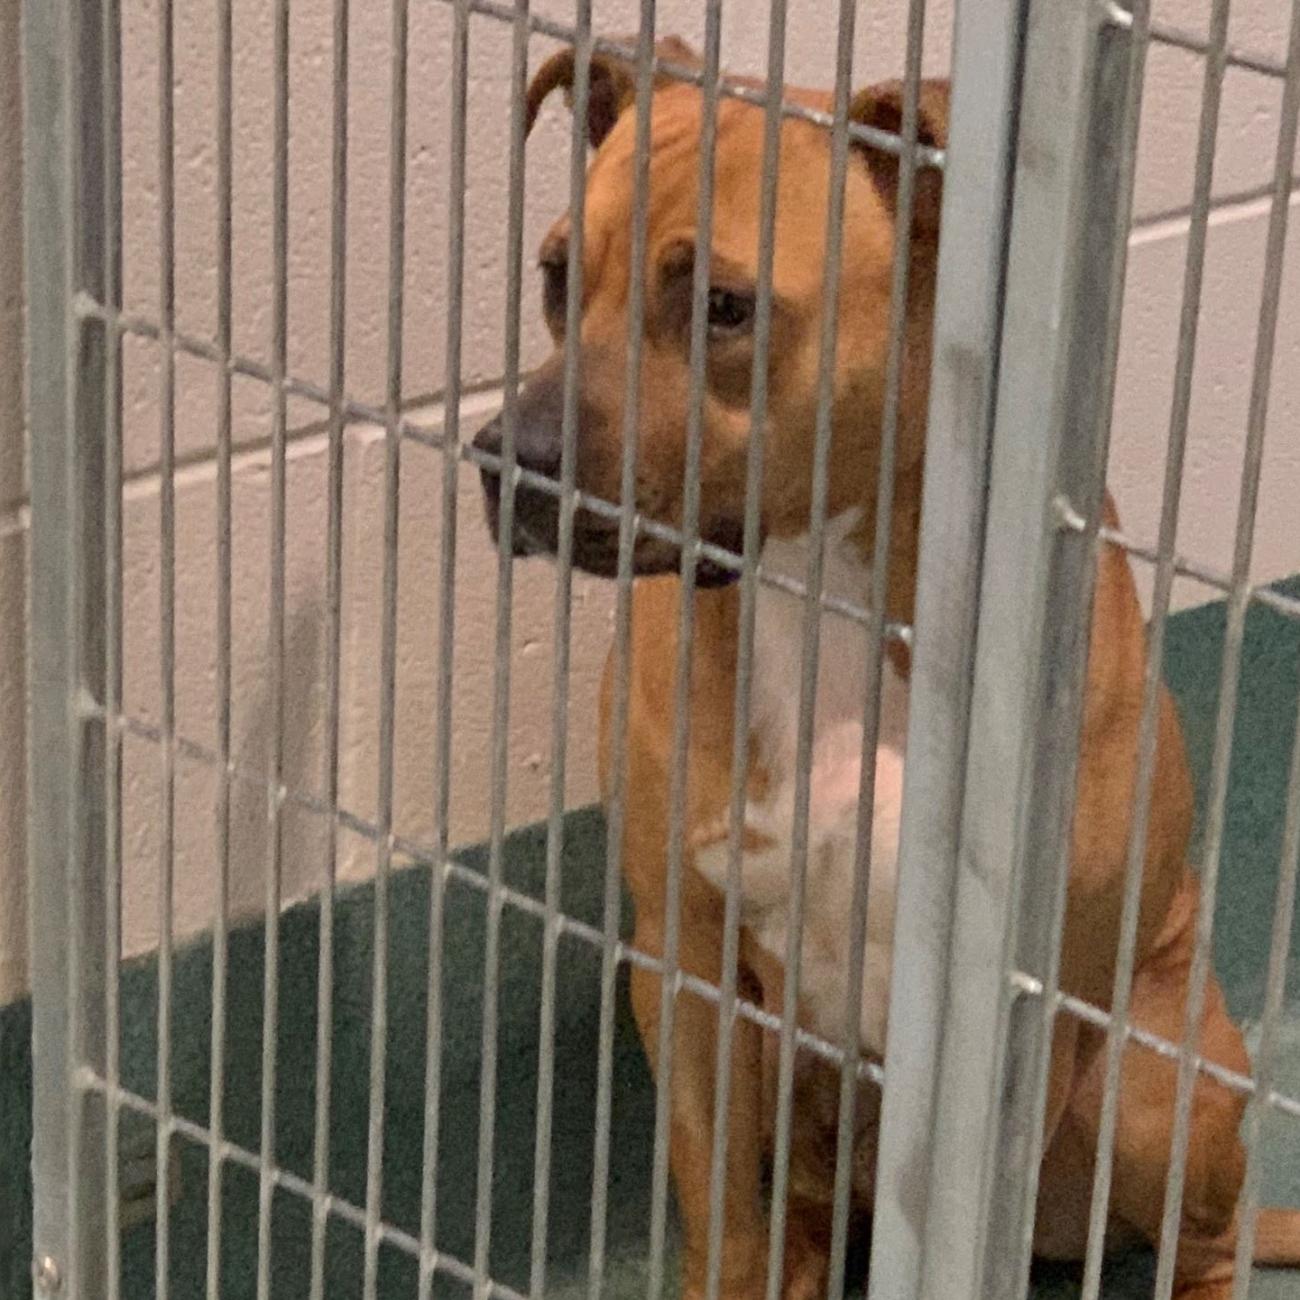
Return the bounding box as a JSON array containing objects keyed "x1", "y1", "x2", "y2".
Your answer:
[{"x1": 21, "y1": 0, "x2": 1300, "y2": 1297}]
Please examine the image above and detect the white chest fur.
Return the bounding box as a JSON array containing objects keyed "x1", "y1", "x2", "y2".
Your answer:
[{"x1": 693, "y1": 513, "x2": 909, "y2": 1058}]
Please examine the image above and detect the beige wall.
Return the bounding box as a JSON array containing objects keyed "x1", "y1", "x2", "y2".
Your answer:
[{"x1": 2, "y1": 0, "x2": 1298, "y2": 1002}]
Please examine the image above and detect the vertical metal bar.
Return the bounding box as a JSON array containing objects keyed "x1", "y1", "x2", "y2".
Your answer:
[
  {"x1": 827, "y1": 0, "x2": 926, "y2": 1294},
  {"x1": 457, "y1": 0, "x2": 507, "y2": 1286},
  {"x1": 1233, "y1": 673, "x2": 1300, "y2": 1294},
  {"x1": 363, "y1": 0, "x2": 408, "y2": 1292},
  {"x1": 523, "y1": 4, "x2": 592, "y2": 1292},
  {"x1": 529, "y1": 0, "x2": 589, "y2": 1277},
  {"x1": 645, "y1": 8, "x2": 722, "y2": 1299},
  {"x1": 310, "y1": 0, "x2": 350, "y2": 1290},
  {"x1": 1153, "y1": 12, "x2": 1300, "y2": 1293},
  {"x1": 416, "y1": 2, "x2": 467, "y2": 1295},
  {"x1": 257, "y1": 0, "x2": 291, "y2": 1288},
  {"x1": 155, "y1": 0, "x2": 178, "y2": 1284},
  {"x1": 1080, "y1": 2, "x2": 1216, "y2": 1294},
  {"x1": 1000, "y1": 5, "x2": 1153, "y2": 1281},
  {"x1": 866, "y1": 0, "x2": 1025, "y2": 1291},
  {"x1": 206, "y1": 0, "x2": 235, "y2": 1287},
  {"x1": 906, "y1": 6, "x2": 1147, "y2": 1296},
  {"x1": 25, "y1": 0, "x2": 112, "y2": 1287},
  {"x1": 101, "y1": 0, "x2": 124, "y2": 1290},
  {"x1": 701, "y1": 1, "x2": 784, "y2": 1296},
  {"x1": 588, "y1": 8, "x2": 653, "y2": 1299},
  {"x1": 764, "y1": 4, "x2": 856, "y2": 1296},
  {"x1": 1225, "y1": 85, "x2": 1300, "y2": 1300}
]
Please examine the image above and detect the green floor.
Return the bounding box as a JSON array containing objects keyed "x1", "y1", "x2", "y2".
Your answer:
[{"x1": 2, "y1": 577, "x2": 1298, "y2": 1298}]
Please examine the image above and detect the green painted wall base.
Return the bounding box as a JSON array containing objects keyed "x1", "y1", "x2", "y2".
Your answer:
[{"x1": 3, "y1": 578, "x2": 1299, "y2": 1298}]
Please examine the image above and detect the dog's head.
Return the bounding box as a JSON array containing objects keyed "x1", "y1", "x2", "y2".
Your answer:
[{"x1": 472, "y1": 37, "x2": 948, "y2": 585}]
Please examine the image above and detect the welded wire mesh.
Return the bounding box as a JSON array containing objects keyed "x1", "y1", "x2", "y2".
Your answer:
[{"x1": 20, "y1": 1, "x2": 1300, "y2": 1299}]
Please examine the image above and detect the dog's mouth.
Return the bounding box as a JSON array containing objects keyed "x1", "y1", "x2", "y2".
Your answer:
[{"x1": 480, "y1": 476, "x2": 742, "y2": 589}]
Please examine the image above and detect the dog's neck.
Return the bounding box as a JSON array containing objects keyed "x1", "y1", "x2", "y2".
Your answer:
[
  {"x1": 836, "y1": 457, "x2": 924, "y2": 679},
  {"x1": 750, "y1": 510, "x2": 911, "y2": 776}
]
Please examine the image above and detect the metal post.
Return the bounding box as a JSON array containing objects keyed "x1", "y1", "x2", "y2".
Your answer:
[
  {"x1": 866, "y1": 0, "x2": 1027, "y2": 1290},
  {"x1": 23, "y1": 0, "x2": 118, "y2": 1292},
  {"x1": 878, "y1": 3, "x2": 1148, "y2": 1297}
]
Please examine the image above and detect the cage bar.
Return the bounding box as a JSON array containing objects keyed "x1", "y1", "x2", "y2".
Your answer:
[
  {"x1": 308, "y1": 0, "x2": 350, "y2": 1290},
  {"x1": 1226, "y1": 50, "x2": 1300, "y2": 1300},
  {"x1": 865, "y1": 0, "x2": 1026, "y2": 1291},
  {"x1": 415, "y1": 0, "x2": 472, "y2": 1291},
  {"x1": 361, "y1": 0, "x2": 411, "y2": 1291},
  {"x1": 826, "y1": 0, "x2": 927, "y2": 1295},
  {"x1": 589, "y1": 7, "x2": 656, "y2": 1299},
  {"x1": 1152, "y1": 6, "x2": 1300, "y2": 1292},
  {"x1": 155, "y1": 0, "x2": 179, "y2": 1285},
  {"x1": 23, "y1": 2, "x2": 1300, "y2": 1298},
  {"x1": 256, "y1": 0, "x2": 293, "y2": 1292},
  {"x1": 1080, "y1": 0, "x2": 1215, "y2": 1292},
  {"x1": 23, "y1": 0, "x2": 115, "y2": 1288},
  {"x1": 204, "y1": 0, "x2": 235, "y2": 1288},
  {"x1": 101, "y1": 0, "x2": 125, "y2": 1289},
  {"x1": 1103, "y1": 2, "x2": 1292, "y2": 81},
  {"x1": 462, "y1": 0, "x2": 508, "y2": 1285},
  {"x1": 645, "y1": 8, "x2": 724, "y2": 1299},
  {"x1": 701, "y1": 0, "x2": 786, "y2": 1296},
  {"x1": 1234, "y1": 653, "x2": 1300, "y2": 1293},
  {"x1": 531, "y1": 0, "x2": 595, "y2": 1281},
  {"x1": 922, "y1": 5, "x2": 1152, "y2": 1295},
  {"x1": 763, "y1": 3, "x2": 859, "y2": 1296},
  {"x1": 870, "y1": 3, "x2": 1151, "y2": 1297}
]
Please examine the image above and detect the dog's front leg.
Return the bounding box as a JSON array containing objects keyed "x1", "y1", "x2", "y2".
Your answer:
[{"x1": 628, "y1": 871, "x2": 770, "y2": 1300}]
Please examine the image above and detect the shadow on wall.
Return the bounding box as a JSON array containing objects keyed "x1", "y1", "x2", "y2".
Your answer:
[{"x1": 227, "y1": 601, "x2": 333, "y2": 916}]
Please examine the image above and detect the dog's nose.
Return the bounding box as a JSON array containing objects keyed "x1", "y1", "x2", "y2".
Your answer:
[
  {"x1": 471, "y1": 379, "x2": 565, "y2": 485},
  {"x1": 471, "y1": 367, "x2": 570, "y2": 556}
]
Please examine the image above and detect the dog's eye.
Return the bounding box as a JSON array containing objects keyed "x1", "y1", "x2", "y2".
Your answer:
[
  {"x1": 541, "y1": 258, "x2": 568, "y2": 324},
  {"x1": 706, "y1": 288, "x2": 755, "y2": 337}
]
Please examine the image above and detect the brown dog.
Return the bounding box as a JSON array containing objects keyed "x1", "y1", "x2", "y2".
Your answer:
[{"x1": 472, "y1": 37, "x2": 1300, "y2": 1300}]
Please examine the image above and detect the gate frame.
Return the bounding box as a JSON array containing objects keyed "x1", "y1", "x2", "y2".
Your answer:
[
  {"x1": 24, "y1": 0, "x2": 118, "y2": 1292},
  {"x1": 868, "y1": 2, "x2": 1149, "y2": 1297},
  {"x1": 21, "y1": 0, "x2": 1153, "y2": 1297}
]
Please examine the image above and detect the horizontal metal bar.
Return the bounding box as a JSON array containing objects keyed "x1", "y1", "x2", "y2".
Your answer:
[
  {"x1": 443, "y1": 0, "x2": 946, "y2": 168},
  {"x1": 83, "y1": 703, "x2": 886, "y2": 1085},
  {"x1": 1049, "y1": 985, "x2": 1300, "y2": 1120},
  {"x1": 1103, "y1": 1, "x2": 1289, "y2": 80},
  {"x1": 74, "y1": 1073, "x2": 531, "y2": 1300},
  {"x1": 68, "y1": 294, "x2": 913, "y2": 637},
  {"x1": 1083, "y1": 515, "x2": 1300, "y2": 622}
]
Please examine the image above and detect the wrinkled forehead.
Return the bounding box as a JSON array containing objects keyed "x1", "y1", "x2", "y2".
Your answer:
[{"x1": 544, "y1": 86, "x2": 838, "y2": 292}]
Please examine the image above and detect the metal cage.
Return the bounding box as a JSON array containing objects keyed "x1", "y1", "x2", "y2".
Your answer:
[{"x1": 21, "y1": 0, "x2": 1300, "y2": 1298}]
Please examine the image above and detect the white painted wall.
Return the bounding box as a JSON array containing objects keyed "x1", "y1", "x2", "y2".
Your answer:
[{"x1": 2, "y1": 0, "x2": 1298, "y2": 1001}]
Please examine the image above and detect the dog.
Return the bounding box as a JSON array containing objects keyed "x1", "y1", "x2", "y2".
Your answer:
[{"x1": 472, "y1": 36, "x2": 1300, "y2": 1300}]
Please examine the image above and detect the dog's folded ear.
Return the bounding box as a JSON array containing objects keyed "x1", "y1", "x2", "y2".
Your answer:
[
  {"x1": 525, "y1": 34, "x2": 700, "y2": 149},
  {"x1": 849, "y1": 79, "x2": 949, "y2": 242}
]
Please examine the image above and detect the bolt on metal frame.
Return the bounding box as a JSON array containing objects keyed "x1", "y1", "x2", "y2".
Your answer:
[{"x1": 22, "y1": 1, "x2": 1300, "y2": 1299}]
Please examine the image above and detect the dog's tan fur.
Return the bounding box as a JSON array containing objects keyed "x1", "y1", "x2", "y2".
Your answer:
[{"x1": 473, "y1": 38, "x2": 1300, "y2": 1299}]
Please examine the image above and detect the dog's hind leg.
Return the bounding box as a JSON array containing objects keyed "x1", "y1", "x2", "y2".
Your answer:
[{"x1": 1065, "y1": 874, "x2": 1249, "y2": 1298}]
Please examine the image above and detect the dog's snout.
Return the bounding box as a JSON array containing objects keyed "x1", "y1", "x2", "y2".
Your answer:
[
  {"x1": 471, "y1": 373, "x2": 566, "y2": 483},
  {"x1": 472, "y1": 364, "x2": 572, "y2": 558}
]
